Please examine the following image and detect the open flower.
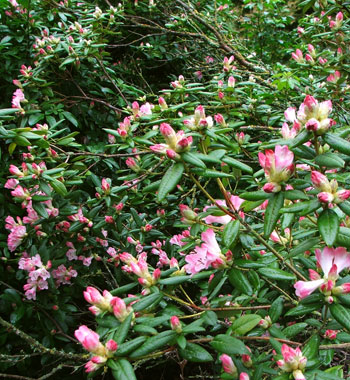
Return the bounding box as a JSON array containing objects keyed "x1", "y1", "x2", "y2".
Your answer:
[
  {"x1": 294, "y1": 247, "x2": 350, "y2": 302},
  {"x1": 259, "y1": 145, "x2": 294, "y2": 193}
]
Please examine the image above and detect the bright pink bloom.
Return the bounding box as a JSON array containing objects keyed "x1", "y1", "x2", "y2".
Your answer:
[
  {"x1": 170, "y1": 316, "x2": 182, "y2": 333},
  {"x1": 291, "y1": 49, "x2": 303, "y2": 63},
  {"x1": 223, "y1": 55, "x2": 235, "y2": 72},
  {"x1": 75, "y1": 326, "x2": 104, "y2": 355},
  {"x1": 111, "y1": 297, "x2": 133, "y2": 322},
  {"x1": 324, "y1": 329, "x2": 338, "y2": 340},
  {"x1": 277, "y1": 344, "x2": 307, "y2": 373},
  {"x1": 240, "y1": 373, "x2": 250, "y2": 380}
]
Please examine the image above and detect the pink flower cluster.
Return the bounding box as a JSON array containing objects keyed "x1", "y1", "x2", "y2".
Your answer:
[
  {"x1": 183, "y1": 105, "x2": 213, "y2": 131},
  {"x1": 18, "y1": 253, "x2": 51, "y2": 300},
  {"x1": 311, "y1": 171, "x2": 350, "y2": 204},
  {"x1": 276, "y1": 344, "x2": 307, "y2": 380},
  {"x1": 150, "y1": 122, "x2": 192, "y2": 159},
  {"x1": 75, "y1": 325, "x2": 118, "y2": 372},
  {"x1": 5, "y1": 216, "x2": 27, "y2": 252},
  {"x1": 259, "y1": 145, "x2": 294, "y2": 193},
  {"x1": 130, "y1": 101, "x2": 153, "y2": 120},
  {"x1": 120, "y1": 252, "x2": 161, "y2": 289},
  {"x1": 184, "y1": 229, "x2": 231, "y2": 275},
  {"x1": 294, "y1": 247, "x2": 350, "y2": 303}
]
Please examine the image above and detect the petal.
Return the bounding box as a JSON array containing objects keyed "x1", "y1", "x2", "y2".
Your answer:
[
  {"x1": 333, "y1": 247, "x2": 350, "y2": 274},
  {"x1": 316, "y1": 247, "x2": 334, "y2": 276},
  {"x1": 294, "y1": 279, "x2": 324, "y2": 299}
]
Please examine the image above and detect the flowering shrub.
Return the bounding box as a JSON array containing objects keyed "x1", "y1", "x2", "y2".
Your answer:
[{"x1": 1, "y1": 0, "x2": 350, "y2": 379}]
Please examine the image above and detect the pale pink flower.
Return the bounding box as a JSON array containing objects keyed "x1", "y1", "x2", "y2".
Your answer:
[{"x1": 4, "y1": 178, "x2": 19, "y2": 189}]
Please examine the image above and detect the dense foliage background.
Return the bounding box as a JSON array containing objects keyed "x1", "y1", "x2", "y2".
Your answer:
[{"x1": 1, "y1": 0, "x2": 350, "y2": 379}]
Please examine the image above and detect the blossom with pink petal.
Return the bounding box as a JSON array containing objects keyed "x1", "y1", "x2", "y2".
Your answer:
[
  {"x1": 220, "y1": 354, "x2": 237, "y2": 375},
  {"x1": 259, "y1": 145, "x2": 294, "y2": 192},
  {"x1": 294, "y1": 247, "x2": 350, "y2": 301}
]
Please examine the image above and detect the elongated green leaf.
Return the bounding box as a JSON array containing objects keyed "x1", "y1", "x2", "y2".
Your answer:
[
  {"x1": 157, "y1": 163, "x2": 184, "y2": 202},
  {"x1": 240, "y1": 191, "x2": 271, "y2": 201},
  {"x1": 258, "y1": 268, "x2": 296, "y2": 281},
  {"x1": 210, "y1": 334, "x2": 249, "y2": 355},
  {"x1": 110, "y1": 359, "x2": 137, "y2": 380},
  {"x1": 132, "y1": 293, "x2": 163, "y2": 312},
  {"x1": 302, "y1": 334, "x2": 320, "y2": 360},
  {"x1": 223, "y1": 220, "x2": 240, "y2": 248},
  {"x1": 315, "y1": 153, "x2": 345, "y2": 169},
  {"x1": 282, "y1": 323, "x2": 308, "y2": 338},
  {"x1": 159, "y1": 276, "x2": 191, "y2": 285},
  {"x1": 324, "y1": 133, "x2": 350, "y2": 155},
  {"x1": 129, "y1": 330, "x2": 176, "y2": 358},
  {"x1": 222, "y1": 157, "x2": 253, "y2": 173},
  {"x1": 181, "y1": 152, "x2": 206, "y2": 169},
  {"x1": 115, "y1": 336, "x2": 147, "y2": 356},
  {"x1": 178, "y1": 342, "x2": 213, "y2": 362},
  {"x1": 32, "y1": 202, "x2": 49, "y2": 218},
  {"x1": 228, "y1": 268, "x2": 253, "y2": 295},
  {"x1": 49, "y1": 179, "x2": 68, "y2": 196},
  {"x1": 229, "y1": 314, "x2": 261, "y2": 335},
  {"x1": 280, "y1": 199, "x2": 320, "y2": 214},
  {"x1": 264, "y1": 192, "x2": 284, "y2": 238},
  {"x1": 338, "y1": 201, "x2": 350, "y2": 217},
  {"x1": 269, "y1": 297, "x2": 284, "y2": 323},
  {"x1": 318, "y1": 209, "x2": 339, "y2": 246},
  {"x1": 286, "y1": 237, "x2": 319, "y2": 258},
  {"x1": 285, "y1": 304, "x2": 320, "y2": 317},
  {"x1": 113, "y1": 313, "x2": 133, "y2": 345},
  {"x1": 191, "y1": 168, "x2": 233, "y2": 178},
  {"x1": 284, "y1": 190, "x2": 309, "y2": 201},
  {"x1": 336, "y1": 227, "x2": 350, "y2": 248},
  {"x1": 329, "y1": 303, "x2": 350, "y2": 331}
]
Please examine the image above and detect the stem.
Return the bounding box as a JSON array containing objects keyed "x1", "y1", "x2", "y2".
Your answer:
[{"x1": 0, "y1": 316, "x2": 87, "y2": 361}]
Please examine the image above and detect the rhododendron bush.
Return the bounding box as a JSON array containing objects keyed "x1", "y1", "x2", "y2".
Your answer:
[{"x1": 1, "y1": 0, "x2": 350, "y2": 379}]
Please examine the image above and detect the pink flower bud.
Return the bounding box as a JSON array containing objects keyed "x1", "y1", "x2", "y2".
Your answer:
[
  {"x1": 240, "y1": 373, "x2": 250, "y2": 380},
  {"x1": 105, "y1": 216, "x2": 114, "y2": 224},
  {"x1": 74, "y1": 326, "x2": 103, "y2": 354},
  {"x1": 214, "y1": 113, "x2": 225, "y2": 125},
  {"x1": 263, "y1": 182, "x2": 281, "y2": 193},
  {"x1": 220, "y1": 354, "x2": 237, "y2": 375},
  {"x1": 106, "y1": 339, "x2": 118, "y2": 352},
  {"x1": 228, "y1": 76, "x2": 235, "y2": 88},
  {"x1": 170, "y1": 316, "x2": 182, "y2": 333},
  {"x1": 158, "y1": 97, "x2": 168, "y2": 110},
  {"x1": 101, "y1": 178, "x2": 110, "y2": 193},
  {"x1": 324, "y1": 329, "x2": 338, "y2": 340},
  {"x1": 318, "y1": 192, "x2": 334, "y2": 203}
]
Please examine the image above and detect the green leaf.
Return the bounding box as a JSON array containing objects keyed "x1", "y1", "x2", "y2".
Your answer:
[
  {"x1": 191, "y1": 168, "x2": 233, "y2": 178},
  {"x1": 329, "y1": 303, "x2": 350, "y2": 331},
  {"x1": 181, "y1": 152, "x2": 206, "y2": 169},
  {"x1": 264, "y1": 192, "x2": 284, "y2": 238},
  {"x1": 318, "y1": 209, "x2": 339, "y2": 246},
  {"x1": 0, "y1": 108, "x2": 20, "y2": 116},
  {"x1": 280, "y1": 199, "x2": 320, "y2": 215},
  {"x1": 129, "y1": 330, "x2": 176, "y2": 358},
  {"x1": 302, "y1": 334, "x2": 320, "y2": 360},
  {"x1": 228, "y1": 268, "x2": 253, "y2": 295},
  {"x1": 258, "y1": 268, "x2": 296, "y2": 281},
  {"x1": 286, "y1": 237, "x2": 319, "y2": 259},
  {"x1": 315, "y1": 153, "x2": 345, "y2": 169},
  {"x1": 324, "y1": 133, "x2": 350, "y2": 155},
  {"x1": 178, "y1": 342, "x2": 213, "y2": 362},
  {"x1": 285, "y1": 304, "x2": 320, "y2": 317},
  {"x1": 222, "y1": 157, "x2": 253, "y2": 173},
  {"x1": 28, "y1": 113, "x2": 44, "y2": 126},
  {"x1": 32, "y1": 202, "x2": 49, "y2": 218},
  {"x1": 282, "y1": 323, "x2": 308, "y2": 338},
  {"x1": 284, "y1": 190, "x2": 309, "y2": 201},
  {"x1": 223, "y1": 220, "x2": 240, "y2": 248},
  {"x1": 132, "y1": 293, "x2": 163, "y2": 312},
  {"x1": 338, "y1": 201, "x2": 350, "y2": 217},
  {"x1": 240, "y1": 191, "x2": 271, "y2": 201},
  {"x1": 157, "y1": 163, "x2": 184, "y2": 202},
  {"x1": 210, "y1": 335, "x2": 249, "y2": 355},
  {"x1": 229, "y1": 314, "x2": 261, "y2": 335},
  {"x1": 269, "y1": 296, "x2": 284, "y2": 323},
  {"x1": 159, "y1": 276, "x2": 191, "y2": 285},
  {"x1": 336, "y1": 227, "x2": 350, "y2": 248},
  {"x1": 110, "y1": 359, "x2": 137, "y2": 380},
  {"x1": 49, "y1": 179, "x2": 68, "y2": 196},
  {"x1": 113, "y1": 313, "x2": 133, "y2": 345},
  {"x1": 115, "y1": 336, "x2": 147, "y2": 356},
  {"x1": 62, "y1": 111, "x2": 78, "y2": 127},
  {"x1": 176, "y1": 335, "x2": 187, "y2": 350}
]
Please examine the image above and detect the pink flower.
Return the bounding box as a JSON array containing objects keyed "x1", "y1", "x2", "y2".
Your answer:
[
  {"x1": 7, "y1": 224, "x2": 26, "y2": 252},
  {"x1": 228, "y1": 76, "x2": 235, "y2": 88},
  {"x1": 327, "y1": 71, "x2": 341, "y2": 83},
  {"x1": 111, "y1": 297, "x2": 133, "y2": 322},
  {"x1": 220, "y1": 354, "x2": 237, "y2": 375},
  {"x1": 277, "y1": 344, "x2": 307, "y2": 373},
  {"x1": 223, "y1": 55, "x2": 235, "y2": 72},
  {"x1": 311, "y1": 171, "x2": 350, "y2": 204},
  {"x1": 12, "y1": 89, "x2": 25, "y2": 109},
  {"x1": 75, "y1": 326, "x2": 105, "y2": 356},
  {"x1": 84, "y1": 287, "x2": 114, "y2": 315},
  {"x1": 170, "y1": 316, "x2": 182, "y2": 333},
  {"x1": 240, "y1": 373, "x2": 250, "y2": 380},
  {"x1": 291, "y1": 49, "x2": 304, "y2": 63},
  {"x1": 259, "y1": 145, "x2": 294, "y2": 192},
  {"x1": 324, "y1": 329, "x2": 338, "y2": 340},
  {"x1": 4, "y1": 178, "x2": 19, "y2": 189},
  {"x1": 101, "y1": 178, "x2": 110, "y2": 193},
  {"x1": 294, "y1": 247, "x2": 350, "y2": 300}
]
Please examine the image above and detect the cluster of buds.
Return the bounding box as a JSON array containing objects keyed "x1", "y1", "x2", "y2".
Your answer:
[
  {"x1": 311, "y1": 171, "x2": 350, "y2": 204},
  {"x1": 179, "y1": 204, "x2": 198, "y2": 224},
  {"x1": 259, "y1": 145, "x2": 294, "y2": 193},
  {"x1": 294, "y1": 247, "x2": 350, "y2": 303},
  {"x1": 83, "y1": 287, "x2": 115, "y2": 315},
  {"x1": 183, "y1": 105, "x2": 213, "y2": 130},
  {"x1": 298, "y1": 95, "x2": 335, "y2": 135},
  {"x1": 117, "y1": 117, "x2": 132, "y2": 138},
  {"x1": 258, "y1": 315, "x2": 272, "y2": 329},
  {"x1": 111, "y1": 297, "x2": 134, "y2": 322},
  {"x1": 150, "y1": 122, "x2": 192, "y2": 160},
  {"x1": 67, "y1": 208, "x2": 93, "y2": 227},
  {"x1": 130, "y1": 101, "x2": 153, "y2": 119},
  {"x1": 270, "y1": 228, "x2": 291, "y2": 245},
  {"x1": 75, "y1": 326, "x2": 118, "y2": 372},
  {"x1": 327, "y1": 71, "x2": 341, "y2": 84},
  {"x1": 277, "y1": 344, "x2": 307, "y2": 380},
  {"x1": 329, "y1": 12, "x2": 343, "y2": 29},
  {"x1": 120, "y1": 252, "x2": 161, "y2": 288},
  {"x1": 171, "y1": 75, "x2": 185, "y2": 89}
]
